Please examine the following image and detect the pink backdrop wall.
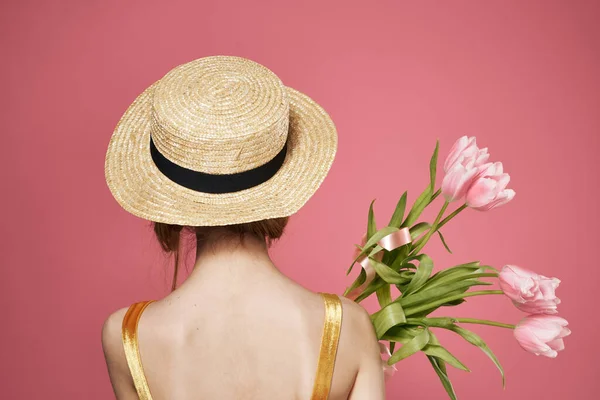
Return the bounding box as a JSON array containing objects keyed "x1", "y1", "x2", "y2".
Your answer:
[{"x1": 1, "y1": 0, "x2": 598, "y2": 398}]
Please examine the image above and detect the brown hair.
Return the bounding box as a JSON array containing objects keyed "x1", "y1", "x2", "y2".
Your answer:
[{"x1": 152, "y1": 217, "x2": 289, "y2": 291}]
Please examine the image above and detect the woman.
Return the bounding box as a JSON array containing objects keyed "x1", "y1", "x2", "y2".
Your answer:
[{"x1": 101, "y1": 56, "x2": 385, "y2": 400}]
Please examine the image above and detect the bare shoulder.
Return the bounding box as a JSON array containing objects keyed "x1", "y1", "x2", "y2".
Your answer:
[
  {"x1": 337, "y1": 296, "x2": 386, "y2": 399},
  {"x1": 338, "y1": 295, "x2": 378, "y2": 345},
  {"x1": 101, "y1": 306, "x2": 129, "y2": 362},
  {"x1": 101, "y1": 306, "x2": 138, "y2": 398}
]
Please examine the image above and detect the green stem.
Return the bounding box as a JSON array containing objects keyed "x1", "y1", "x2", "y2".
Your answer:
[
  {"x1": 405, "y1": 290, "x2": 504, "y2": 316},
  {"x1": 437, "y1": 203, "x2": 468, "y2": 231},
  {"x1": 428, "y1": 188, "x2": 442, "y2": 205},
  {"x1": 455, "y1": 318, "x2": 515, "y2": 329},
  {"x1": 410, "y1": 201, "x2": 449, "y2": 255}
]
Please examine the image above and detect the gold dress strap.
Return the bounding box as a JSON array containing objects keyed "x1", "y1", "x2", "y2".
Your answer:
[
  {"x1": 311, "y1": 292, "x2": 343, "y2": 400},
  {"x1": 122, "y1": 300, "x2": 155, "y2": 400}
]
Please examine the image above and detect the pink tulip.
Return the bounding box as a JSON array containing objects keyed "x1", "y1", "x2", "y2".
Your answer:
[
  {"x1": 466, "y1": 162, "x2": 515, "y2": 211},
  {"x1": 442, "y1": 136, "x2": 492, "y2": 202},
  {"x1": 498, "y1": 265, "x2": 561, "y2": 314},
  {"x1": 379, "y1": 342, "x2": 398, "y2": 380},
  {"x1": 514, "y1": 315, "x2": 571, "y2": 358}
]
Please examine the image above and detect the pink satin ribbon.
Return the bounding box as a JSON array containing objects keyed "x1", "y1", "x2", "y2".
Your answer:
[
  {"x1": 379, "y1": 342, "x2": 398, "y2": 379},
  {"x1": 346, "y1": 252, "x2": 379, "y2": 300},
  {"x1": 378, "y1": 227, "x2": 412, "y2": 251},
  {"x1": 346, "y1": 228, "x2": 412, "y2": 300}
]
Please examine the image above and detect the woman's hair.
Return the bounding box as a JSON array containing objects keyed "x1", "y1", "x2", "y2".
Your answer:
[{"x1": 152, "y1": 217, "x2": 289, "y2": 291}]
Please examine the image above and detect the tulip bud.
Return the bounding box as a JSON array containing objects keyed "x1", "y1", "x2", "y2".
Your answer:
[{"x1": 514, "y1": 315, "x2": 571, "y2": 358}]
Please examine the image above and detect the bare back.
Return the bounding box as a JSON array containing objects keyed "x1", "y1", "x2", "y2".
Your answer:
[{"x1": 102, "y1": 250, "x2": 385, "y2": 399}]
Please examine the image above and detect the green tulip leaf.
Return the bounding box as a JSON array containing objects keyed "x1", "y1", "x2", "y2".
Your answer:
[
  {"x1": 448, "y1": 325, "x2": 505, "y2": 388},
  {"x1": 388, "y1": 328, "x2": 430, "y2": 364},
  {"x1": 383, "y1": 244, "x2": 409, "y2": 267},
  {"x1": 384, "y1": 324, "x2": 424, "y2": 340},
  {"x1": 402, "y1": 185, "x2": 433, "y2": 228},
  {"x1": 389, "y1": 249, "x2": 412, "y2": 270},
  {"x1": 370, "y1": 257, "x2": 406, "y2": 285},
  {"x1": 427, "y1": 331, "x2": 447, "y2": 374},
  {"x1": 376, "y1": 285, "x2": 392, "y2": 308},
  {"x1": 343, "y1": 267, "x2": 367, "y2": 297},
  {"x1": 428, "y1": 355, "x2": 457, "y2": 400},
  {"x1": 427, "y1": 329, "x2": 442, "y2": 346},
  {"x1": 401, "y1": 254, "x2": 434, "y2": 296},
  {"x1": 367, "y1": 199, "x2": 377, "y2": 240},
  {"x1": 444, "y1": 299, "x2": 467, "y2": 306},
  {"x1": 424, "y1": 329, "x2": 457, "y2": 399},
  {"x1": 408, "y1": 299, "x2": 470, "y2": 319},
  {"x1": 354, "y1": 276, "x2": 386, "y2": 303},
  {"x1": 425, "y1": 261, "x2": 482, "y2": 285},
  {"x1": 424, "y1": 272, "x2": 496, "y2": 292},
  {"x1": 429, "y1": 140, "x2": 439, "y2": 193},
  {"x1": 371, "y1": 302, "x2": 407, "y2": 339},
  {"x1": 410, "y1": 222, "x2": 431, "y2": 241},
  {"x1": 402, "y1": 280, "x2": 492, "y2": 317},
  {"x1": 423, "y1": 344, "x2": 470, "y2": 372},
  {"x1": 389, "y1": 191, "x2": 408, "y2": 228},
  {"x1": 404, "y1": 279, "x2": 494, "y2": 308},
  {"x1": 437, "y1": 230, "x2": 452, "y2": 254}
]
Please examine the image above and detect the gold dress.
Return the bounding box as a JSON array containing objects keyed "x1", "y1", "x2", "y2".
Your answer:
[{"x1": 122, "y1": 292, "x2": 343, "y2": 400}]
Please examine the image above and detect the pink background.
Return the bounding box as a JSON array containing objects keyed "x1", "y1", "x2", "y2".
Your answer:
[{"x1": 1, "y1": 0, "x2": 598, "y2": 398}]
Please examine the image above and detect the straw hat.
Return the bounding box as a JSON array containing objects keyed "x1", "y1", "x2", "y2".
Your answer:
[{"x1": 104, "y1": 56, "x2": 337, "y2": 226}]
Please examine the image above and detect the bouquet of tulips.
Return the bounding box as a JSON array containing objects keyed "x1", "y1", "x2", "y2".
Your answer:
[{"x1": 343, "y1": 136, "x2": 570, "y2": 399}]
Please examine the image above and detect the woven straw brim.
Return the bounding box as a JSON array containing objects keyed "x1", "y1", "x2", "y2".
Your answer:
[{"x1": 104, "y1": 83, "x2": 337, "y2": 226}]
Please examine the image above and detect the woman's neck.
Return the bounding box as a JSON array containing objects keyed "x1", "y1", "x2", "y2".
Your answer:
[{"x1": 172, "y1": 230, "x2": 284, "y2": 298}]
